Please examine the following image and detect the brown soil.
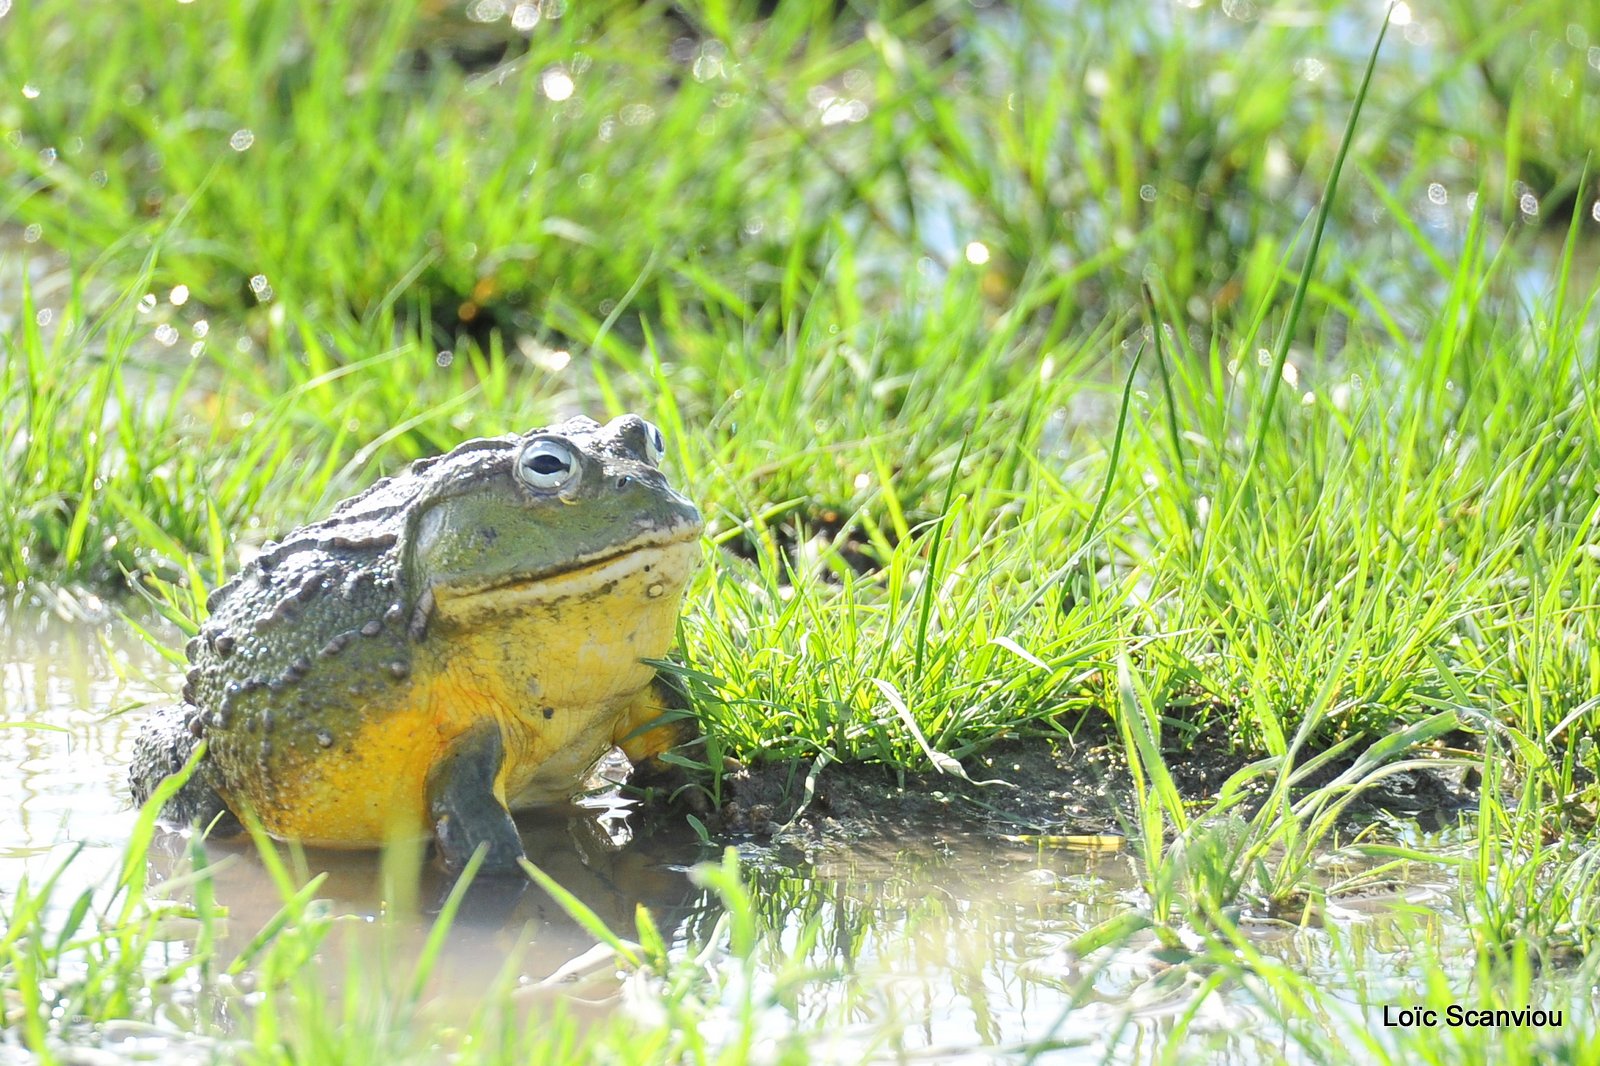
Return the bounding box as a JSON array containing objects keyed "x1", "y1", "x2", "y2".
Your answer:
[{"x1": 707, "y1": 717, "x2": 1479, "y2": 849}]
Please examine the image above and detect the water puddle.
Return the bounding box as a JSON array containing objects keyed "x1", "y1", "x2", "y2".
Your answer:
[
  {"x1": 8, "y1": 606, "x2": 1591, "y2": 1063},
  {"x1": 2, "y1": 602, "x2": 165, "y2": 897}
]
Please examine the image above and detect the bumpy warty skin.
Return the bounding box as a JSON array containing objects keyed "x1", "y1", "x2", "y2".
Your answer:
[
  {"x1": 185, "y1": 524, "x2": 416, "y2": 821},
  {"x1": 129, "y1": 415, "x2": 705, "y2": 844},
  {"x1": 129, "y1": 506, "x2": 415, "y2": 821},
  {"x1": 173, "y1": 437, "x2": 544, "y2": 821}
]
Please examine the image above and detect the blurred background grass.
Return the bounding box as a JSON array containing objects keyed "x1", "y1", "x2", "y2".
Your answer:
[{"x1": 2, "y1": 0, "x2": 1597, "y2": 771}]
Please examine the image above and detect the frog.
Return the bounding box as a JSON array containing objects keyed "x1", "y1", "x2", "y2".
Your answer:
[{"x1": 128, "y1": 414, "x2": 705, "y2": 875}]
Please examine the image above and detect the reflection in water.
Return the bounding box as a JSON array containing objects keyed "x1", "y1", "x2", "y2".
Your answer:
[
  {"x1": 2, "y1": 603, "x2": 169, "y2": 901},
  {"x1": 139, "y1": 793, "x2": 721, "y2": 995},
  {"x1": 0, "y1": 606, "x2": 1584, "y2": 1063}
]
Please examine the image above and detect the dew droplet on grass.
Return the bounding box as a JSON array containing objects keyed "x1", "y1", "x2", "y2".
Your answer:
[
  {"x1": 511, "y1": 2, "x2": 539, "y2": 31},
  {"x1": 541, "y1": 68, "x2": 574, "y2": 101}
]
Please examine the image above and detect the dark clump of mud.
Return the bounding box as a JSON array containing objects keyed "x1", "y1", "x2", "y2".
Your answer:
[{"x1": 710, "y1": 717, "x2": 1480, "y2": 850}]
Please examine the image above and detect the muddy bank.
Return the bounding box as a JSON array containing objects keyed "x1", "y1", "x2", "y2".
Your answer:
[{"x1": 710, "y1": 718, "x2": 1479, "y2": 849}]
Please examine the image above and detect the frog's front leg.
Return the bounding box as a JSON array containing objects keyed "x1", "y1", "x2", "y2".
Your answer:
[
  {"x1": 426, "y1": 721, "x2": 526, "y2": 875},
  {"x1": 614, "y1": 673, "x2": 709, "y2": 810}
]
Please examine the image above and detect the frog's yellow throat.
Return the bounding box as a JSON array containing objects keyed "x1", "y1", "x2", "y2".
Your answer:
[{"x1": 241, "y1": 537, "x2": 700, "y2": 847}]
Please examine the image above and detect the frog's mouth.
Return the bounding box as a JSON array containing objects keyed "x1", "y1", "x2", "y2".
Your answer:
[{"x1": 430, "y1": 532, "x2": 701, "y2": 620}]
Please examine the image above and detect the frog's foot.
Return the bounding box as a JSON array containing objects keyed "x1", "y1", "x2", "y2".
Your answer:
[
  {"x1": 427, "y1": 722, "x2": 526, "y2": 876},
  {"x1": 127, "y1": 702, "x2": 238, "y2": 833},
  {"x1": 615, "y1": 674, "x2": 712, "y2": 814}
]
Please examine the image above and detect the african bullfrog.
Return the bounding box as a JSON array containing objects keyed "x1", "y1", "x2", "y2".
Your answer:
[{"x1": 128, "y1": 414, "x2": 705, "y2": 873}]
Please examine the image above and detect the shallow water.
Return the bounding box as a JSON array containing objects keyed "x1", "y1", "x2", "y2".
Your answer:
[
  {"x1": 6, "y1": 605, "x2": 1587, "y2": 1063},
  {"x1": 2, "y1": 602, "x2": 163, "y2": 896}
]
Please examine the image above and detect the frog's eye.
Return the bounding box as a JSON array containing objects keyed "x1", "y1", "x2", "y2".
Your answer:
[
  {"x1": 516, "y1": 439, "x2": 581, "y2": 491},
  {"x1": 644, "y1": 422, "x2": 666, "y2": 465}
]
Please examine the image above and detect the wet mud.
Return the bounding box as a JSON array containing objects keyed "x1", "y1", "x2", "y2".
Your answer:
[{"x1": 712, "y1": 717, "x2": 1480, "y2": 850}]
